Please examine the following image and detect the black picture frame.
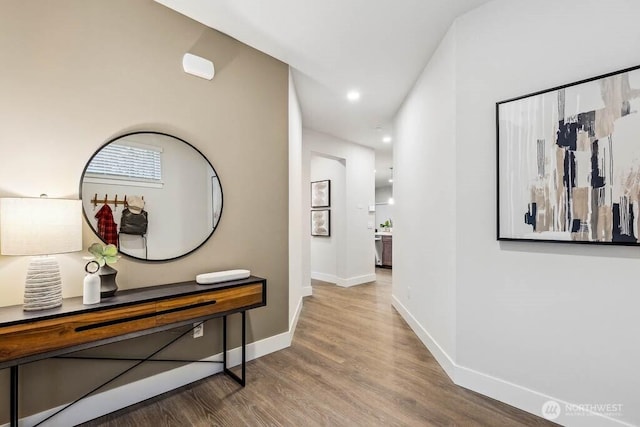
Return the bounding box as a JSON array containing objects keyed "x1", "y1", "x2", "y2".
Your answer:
[
  {"x1": 497, "y1": 63, "x2": 640, "y2": 246},
  {"x1": 311, "y1": 180, "x2": 331, "y2": 208},
  {"x1": 311, "y1": 209, "x2": 330, "y2": 237}
]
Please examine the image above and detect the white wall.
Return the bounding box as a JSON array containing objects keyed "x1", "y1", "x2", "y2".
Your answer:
[
  {"x1": 455, "y1": 2, "x2": 640, "y2": 424},
  {"x1": 393, "y1": 24, "x2": 457, "y2": 367},
  {"x1": 288, "y1": 69, "x2": 306, "y2": 328},
  {"x1": 393, "y1": 1, "x2": 640, "y2": 425},
  {"x1": 310, "y1": 154, "x2": 346, "y2": 280},
  {"x1": 303, "y1": 129, "x2": 376, "y2": 287}
]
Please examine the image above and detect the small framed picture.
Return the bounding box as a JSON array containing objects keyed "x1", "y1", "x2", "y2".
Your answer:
[
  {"x1": 311, "y1": 180, "x2": 331, "y2": 208},
  {"x1": 311, "y1": 209, "x2": 330, "y2": 237}
]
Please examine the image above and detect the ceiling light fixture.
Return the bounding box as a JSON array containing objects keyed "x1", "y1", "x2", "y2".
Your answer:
[
  {"x1": 346, "y1": 90, "x2": 361, "y2": 102},
  {"x1": 382, "y1": 136, "x2": 392, "y2": 143}
]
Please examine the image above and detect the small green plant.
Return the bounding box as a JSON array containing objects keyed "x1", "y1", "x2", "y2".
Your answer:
[
  {"x1": 379, "y1": 219, "x2": 392, "y2": 229},
  {"x1": 88, "y1": 243, "x2": 120, "y2": 266}
]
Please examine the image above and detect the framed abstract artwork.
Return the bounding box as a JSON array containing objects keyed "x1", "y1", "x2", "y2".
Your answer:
[
  {"x1": 311, "y1": 180, "x2": 331, "y2": 208},
  {"x1": 311, "y1": 209, "x2": 330, "y2": 237},
  {"x1": 497, "y1": 64, "x2": 640, "y2": 245}
]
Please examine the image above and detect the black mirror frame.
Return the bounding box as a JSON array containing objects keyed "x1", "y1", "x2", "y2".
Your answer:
[{"x1": 79, "y1": 131, "x2": 224, "y2": 262}]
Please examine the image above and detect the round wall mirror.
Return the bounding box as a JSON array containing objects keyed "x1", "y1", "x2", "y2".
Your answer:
[{"x1": 80, "y1": 131, "x2": 223, "y2": 261}]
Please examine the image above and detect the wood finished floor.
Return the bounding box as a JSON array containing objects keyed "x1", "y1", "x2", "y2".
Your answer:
[{"x1": 81, "y1": 269, "x2": 554, "y2": 426}]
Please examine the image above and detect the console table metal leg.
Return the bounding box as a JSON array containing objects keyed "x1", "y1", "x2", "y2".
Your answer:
[
  {"x1": 10, "y1": 365, "x2": 18, "y2": 427},
  {"x1": 222, "y1": 312, "x2": 246, "y2": 387},
  {"x1": 241, "y1": 311, "x2": 246, "y2": 386},
  {"x1": 223, "y1": 315, "x2": 228, "y2": 371}
]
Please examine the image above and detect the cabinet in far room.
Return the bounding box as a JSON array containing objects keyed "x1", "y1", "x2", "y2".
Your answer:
[{"x1": 381, "y1": 235, "x2": 392, "y2": 268}]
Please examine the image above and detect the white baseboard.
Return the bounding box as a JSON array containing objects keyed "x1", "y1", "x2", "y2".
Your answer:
[
  {"x1": 336, "y1": 274, "x2": 376, "y2": 288},
  {"x1": 455, "y1": 366, "x2": 632, "y2": 427},
  {"x1": 310, "y1": 271, "x2": 337, "y2": 283},
  {"x1": 311, "y1": 272, "x2": 376, "y2": 288},
  {"x1": 391, "y1": 295, "x2": 456, "y2": 379},
  {"x1": 390, "y1": 294, "x2": 631, "y2": 427},
  {"x1": 289, "y1": 296, "x2": 304, "y2": 338},
  {"x1": 7, "y1": 331, "x2": 292, "y2": 427},
  {"x1": 302, "y1": 286, "x2": 313, "y2": 297}
]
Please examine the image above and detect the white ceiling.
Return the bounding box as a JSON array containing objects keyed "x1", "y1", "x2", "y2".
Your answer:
[{"x1": 154, "y1": 0, "x2": 491, "y2": 187}]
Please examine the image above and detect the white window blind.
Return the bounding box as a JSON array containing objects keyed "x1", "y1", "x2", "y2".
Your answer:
[{"x1": 86, "y1": 144, "x2": 162, "y2": 182}]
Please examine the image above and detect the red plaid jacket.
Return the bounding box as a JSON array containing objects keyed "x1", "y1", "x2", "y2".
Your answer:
[{"x1": 95, "y1": 204, "x2": 118, "y2": 246}]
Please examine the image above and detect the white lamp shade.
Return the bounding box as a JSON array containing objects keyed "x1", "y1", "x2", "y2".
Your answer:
[{"x1": 0, "y1": 198, "x2": 82, "y2": 256}]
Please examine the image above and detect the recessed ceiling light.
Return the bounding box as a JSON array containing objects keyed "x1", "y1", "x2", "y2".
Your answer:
[
  {"x1": 374, "y1": 169, "x2": 377, "y2": 173},
  {"x1": 388, "y1": 178, "x2": 393, "y2": 183},
  {"x1": 382, "y1": 135, "x2": 392, "y2": 143},
  {"x1": 347, "y1": 90, "x2": 361, "y2": 102}
]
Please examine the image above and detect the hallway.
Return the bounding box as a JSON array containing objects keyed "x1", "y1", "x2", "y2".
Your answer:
[{"x1": 83, "y1": 270, "x2": 554, "y2": 426}]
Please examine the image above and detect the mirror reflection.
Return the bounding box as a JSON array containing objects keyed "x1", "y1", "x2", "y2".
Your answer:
[{"x1": 81, "y1": 132, "x2": 223, "y2": 261}]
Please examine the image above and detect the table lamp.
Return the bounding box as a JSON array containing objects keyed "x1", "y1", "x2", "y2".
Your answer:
[{"x1": 0, "y1": 197, "x2": 82, "y2": 311}]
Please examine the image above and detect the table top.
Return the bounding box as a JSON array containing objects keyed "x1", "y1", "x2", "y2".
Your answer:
[{"x1": 0, "y1": 275, "x2": 266, "y2": 327}]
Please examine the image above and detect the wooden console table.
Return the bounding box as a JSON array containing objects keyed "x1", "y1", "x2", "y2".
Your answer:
[{"x1": 0, "y1": 275, "x2": 267, "y2": 427}]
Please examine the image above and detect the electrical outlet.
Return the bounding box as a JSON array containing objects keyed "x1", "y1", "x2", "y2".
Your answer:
[{"x1": 193, "y1": 322, "x2": 204, "y2": 338}]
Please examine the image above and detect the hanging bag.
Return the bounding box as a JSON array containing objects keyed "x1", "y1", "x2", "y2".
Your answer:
[{"x1": 120, "y1": 208, "x2": 148, "y2": 235}]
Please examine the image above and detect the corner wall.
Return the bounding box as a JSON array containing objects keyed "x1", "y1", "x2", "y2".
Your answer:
[
  {"x1": 393, "y1": 24, "x2": 457, "y2": 370},
  {"x1": 393, "y1": 0, "x2": 640, "y2": 425},
  {"x1": 288, "y1": 69, "x2": 305, "y2": 328}
]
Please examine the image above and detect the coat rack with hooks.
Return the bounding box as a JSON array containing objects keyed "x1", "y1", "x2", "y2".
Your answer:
[{"x1": 91, "y1": 194, "x2": 144, "y2": 208}]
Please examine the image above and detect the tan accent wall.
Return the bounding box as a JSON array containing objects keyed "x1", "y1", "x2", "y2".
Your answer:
[{"x1": 0, "y1": 0, "x2": 288, "y2": 420}]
